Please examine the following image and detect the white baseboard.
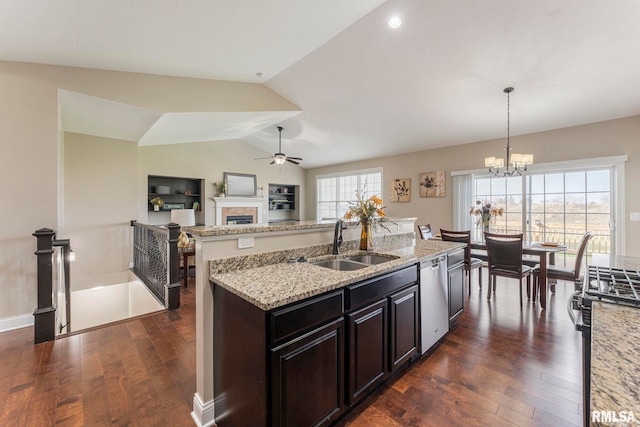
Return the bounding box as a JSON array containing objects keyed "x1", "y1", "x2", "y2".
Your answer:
[
  {"x1": 191, "y1": 393, "x2": 216, "y2": 427},
  {"x1": 0, "y1": 313, "x2": 33, "y2": 333}
]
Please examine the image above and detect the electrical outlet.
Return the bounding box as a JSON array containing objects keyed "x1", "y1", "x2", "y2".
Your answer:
[
  {"x1": 129, "y1": 262, "x2": 134, "y2": 268},
  {"x1": 238, "y1": 237, "x2": 254, "y2": 249},
  {"x1": 630, "y1": 212, "x2": 640, "y2": 221}
]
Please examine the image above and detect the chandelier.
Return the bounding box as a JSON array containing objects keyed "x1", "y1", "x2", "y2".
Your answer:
[{"x1": 484, "y1": 87, "x2": 533, "y2": 176}]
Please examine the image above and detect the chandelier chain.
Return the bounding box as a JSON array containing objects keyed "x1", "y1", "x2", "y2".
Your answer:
[{"x1": 484, "y1": 86, "x2": 531, "y2": 177}]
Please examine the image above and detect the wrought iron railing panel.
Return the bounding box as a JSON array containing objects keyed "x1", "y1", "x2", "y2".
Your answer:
[{"x1": 132, "y1": 223, "x2": 169, "y2": 304}]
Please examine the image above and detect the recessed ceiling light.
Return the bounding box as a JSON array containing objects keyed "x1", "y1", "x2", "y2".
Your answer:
[
  {"x1": 256, "y1": 72, "x2": 265, "y2": 79},
  {"x1": 388, "y1": 16, "x2": 402, "y2": 29}
]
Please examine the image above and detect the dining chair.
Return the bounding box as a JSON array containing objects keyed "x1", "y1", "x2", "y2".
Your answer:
[
  {"x1": 440, "y1": 229, "x2": 483, "y2": 294},
  {"x1": 532, "y1": 231, "x2": 593, "y2": 299},
  {"x1": 484, "y1": 232, "x2": 533, "y2": 307},
  {"x1": 417, "y1": 224, "x2": 433, "y2": 240}
]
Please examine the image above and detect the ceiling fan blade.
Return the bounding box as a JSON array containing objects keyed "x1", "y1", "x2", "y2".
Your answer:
[
  {"x1": 286, "y1": 159, "x2": 300, "y2": 165},
  {"x1": 269, "y1": 160, "x2": 275, "y2": 165},
  {"x1": 254, "y1": 156, "x2": 274, "y2": 160},
  {"x1": 287, "y1": 157, "x2": 303, "y2": 161}
]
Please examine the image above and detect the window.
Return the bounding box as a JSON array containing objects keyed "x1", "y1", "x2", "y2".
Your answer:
[
  {"x1": 473, "y1": 175, "x2": 523, "y2": 239},
  {"x1": 316, "y1": 168, "x2": 382, "y2": 220},
  {"x1": 468, "y1": 165, "x2": 616, "y2": 266},
  {"x1": 526, "y1": 169, "x2": 612, "y2": 261}
]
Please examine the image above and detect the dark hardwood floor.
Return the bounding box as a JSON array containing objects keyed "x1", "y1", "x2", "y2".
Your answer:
[
  {"x1": 0, "y1": 271, "x2": 583, "y2": 426},
  {"x1": 0, "y1": 282, "x2": 197, "y2": 427}
]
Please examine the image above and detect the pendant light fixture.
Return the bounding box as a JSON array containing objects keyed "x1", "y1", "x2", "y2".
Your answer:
[{"x1": 484, "y1": 87, "x2": 533, "y2": 176}]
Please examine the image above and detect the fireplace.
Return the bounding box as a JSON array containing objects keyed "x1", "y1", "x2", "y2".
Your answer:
[
  {"x1": 226, "y1": 215, "x2": 253, "y2": 225},
  {"x1": 212, "y1": 197, "x2": 268, "y2": 225}
]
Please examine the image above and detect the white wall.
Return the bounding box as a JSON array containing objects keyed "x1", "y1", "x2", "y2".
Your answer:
[{"x1": 305, "y1": 116, "x2": 640, "y2": 257}]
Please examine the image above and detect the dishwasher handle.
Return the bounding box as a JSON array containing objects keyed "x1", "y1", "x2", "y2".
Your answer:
[{"x1": 422, "y1": 256, "x2": 446, "y2": 272}]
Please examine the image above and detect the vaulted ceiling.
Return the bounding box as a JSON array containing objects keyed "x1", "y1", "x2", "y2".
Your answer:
[{"x1": 3, "y1": 0, "x2": 640, "y2": 168}]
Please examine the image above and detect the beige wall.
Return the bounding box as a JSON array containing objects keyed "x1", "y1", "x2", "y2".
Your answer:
[
  {"x1": 305, "y1": 116, "x2": 640, "y2": 257},
  {"x1": 64, "y1": 133, "x2": 138, "y2": 291},
  {"x1": 139, "y1": 139, "x2": 306, "y2": 226},
  {"x1": 0, "y1": 60, "x2": 299, "y2": 320}
]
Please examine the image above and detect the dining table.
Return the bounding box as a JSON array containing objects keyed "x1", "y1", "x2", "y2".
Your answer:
[{"x1": 470, "y1": 240, "x2": 567, "y2": 309}]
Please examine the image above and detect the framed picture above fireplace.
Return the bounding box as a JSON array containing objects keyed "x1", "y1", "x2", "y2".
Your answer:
[{"x1": 224, "y1": 172, "x2": 257, "y2": 197}]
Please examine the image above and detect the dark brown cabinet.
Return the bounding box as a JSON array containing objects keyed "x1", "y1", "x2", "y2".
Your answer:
[
  {"x1": 389, "y1": 284, "x2": 419, "y2": 370},
  {"x1": 447, "y1": 248, "x2": 465, "y2": 324},
  {"x1": 212, "y1": 264, "x2": 419, "y2": 427},
  {"x1": 346, "y1": 299, "x2": 388, "y2": 405},
  {"x1": 345, "y1": 266, "x2": 419, "y2": 407},
  {"x1": 271, "y1": 318, "x2": 345, "y2": 427}
]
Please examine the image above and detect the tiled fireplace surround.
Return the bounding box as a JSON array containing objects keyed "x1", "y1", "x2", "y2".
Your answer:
[
  {"x1": 221, "y1": 207, "x2": 257, "y2": 224},
  {"x1": 212, "y1": 197, "x2": 268, "y2": 225}
]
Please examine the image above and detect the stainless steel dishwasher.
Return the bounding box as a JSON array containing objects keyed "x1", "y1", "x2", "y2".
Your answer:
[{"x1": 420, "y1": 255, "x2": 449, "y2": 354}]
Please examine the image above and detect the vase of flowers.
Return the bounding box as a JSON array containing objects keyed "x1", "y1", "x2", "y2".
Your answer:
[
  {"x1": 469, "y1": 200, "x2": 503, "y2": 237},
  {"x1": 343, "y1": 188, "x2": 389, "y2": 251},
  {"x1": 150, "y1": 197, "x2": 164, "y2": 211}
]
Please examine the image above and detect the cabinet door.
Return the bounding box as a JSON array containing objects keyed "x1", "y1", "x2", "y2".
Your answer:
[
  {"x1": 389, "y1": 285, "x2": 419, "y2": 371},
  {"x1": 448, "y1": 263, "x2": 465, "y2": 324},
  {"x1": 346, "y1": 299, "x2": 388, "y2": 405},
  {"x1": 271, "y1": 318, "x2": 344, "y2": 427}
]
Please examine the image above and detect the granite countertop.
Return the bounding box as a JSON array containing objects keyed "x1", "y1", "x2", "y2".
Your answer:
[
  {"x1": 590, "y1": 301, "x2": 640, "y2": 424},
  {"x1": 184, "y1": 217, "x2": 417, "y2": 237},
  {"x1": 210, "y1": 239, "x2": 463, "y2": 311}
]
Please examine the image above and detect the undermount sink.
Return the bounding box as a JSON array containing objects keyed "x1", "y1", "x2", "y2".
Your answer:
[
  {"x1": 311, "y1": 259, "x2": 369, "y2": 271},
  {"x1": 311, "y1": 253, "x2": 399, "y2": 271},
  {"x1": 345, "y1": 254, "x2": 398, "y2": 265}
]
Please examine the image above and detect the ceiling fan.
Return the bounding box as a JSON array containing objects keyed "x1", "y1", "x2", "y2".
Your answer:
[{"x1": 255, "y1": 126, "x2": 303, "y2": 166}]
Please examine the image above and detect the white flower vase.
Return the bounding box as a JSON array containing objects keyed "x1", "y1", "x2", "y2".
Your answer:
[{"x1": 154, "y1": 205, "x2": 160, "y2": 211}]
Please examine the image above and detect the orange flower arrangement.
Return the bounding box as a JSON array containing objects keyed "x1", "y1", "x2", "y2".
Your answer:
[{"x1": 343, "y1": 188, "x2": 389, "y2": 231}]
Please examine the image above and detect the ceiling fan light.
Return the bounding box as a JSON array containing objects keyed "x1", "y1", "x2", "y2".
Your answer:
[{"x1": 275, "y1": 157, "x2": 286, "y2": 165}]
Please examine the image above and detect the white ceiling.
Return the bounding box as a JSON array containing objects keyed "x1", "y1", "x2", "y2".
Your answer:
[{"x1": 4, "y1": 0, "x2": 640, "y2": 168}]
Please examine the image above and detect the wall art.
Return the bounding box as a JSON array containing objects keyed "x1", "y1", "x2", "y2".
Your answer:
[
  {"x1": 389, "y1": 178, "x2": 411, "y2": 202},
  {"x1": 419, "y1": 171, "x2": 445, "y2": 197}
]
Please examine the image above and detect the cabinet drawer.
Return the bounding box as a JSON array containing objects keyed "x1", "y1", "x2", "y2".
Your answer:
[
  {"x1": 270, "y1": 290, "x2": 344, "y2": 344},
  {"x1": 447, "y1": 248, "x2": 465, "y2": 268},
  {"x1": 346, "y1": 266, "x2": 418, "y2": 311}
]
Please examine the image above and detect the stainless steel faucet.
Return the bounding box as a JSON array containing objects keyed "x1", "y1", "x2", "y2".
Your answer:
[{"x1": 333, "y1": 220, "x2": 347, "y2": 255}]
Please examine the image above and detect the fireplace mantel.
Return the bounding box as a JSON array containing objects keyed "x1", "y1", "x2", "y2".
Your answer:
[{"x1": 211, "y1": 197, "x2": 268, "y2": 225}]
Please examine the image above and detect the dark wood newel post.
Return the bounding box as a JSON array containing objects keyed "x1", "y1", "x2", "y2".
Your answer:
[
  {"x1": 167, "y1": 222, "x2": 180, "y2": 310},
  {"x1": 33, "y1": 228, "x2": 56, "y2": 344}
]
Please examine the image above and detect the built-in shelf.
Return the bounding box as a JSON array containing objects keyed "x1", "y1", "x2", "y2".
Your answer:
[
  {"x1": 148, "y1": 175, "x2": 204, "y2": 212},
  {"x1": 268, "y1": 184, "x2": 296, "y2": 211}
]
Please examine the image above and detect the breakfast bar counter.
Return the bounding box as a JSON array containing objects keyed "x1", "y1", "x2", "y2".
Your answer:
[{"x1": 210, "y1": 238, "x2": 462, "y2": 311}]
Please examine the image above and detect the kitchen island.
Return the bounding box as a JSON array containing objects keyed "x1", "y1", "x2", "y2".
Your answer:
[
  {"x1": 183, "y1": 218, "x2": 462, "y2": 426},
  {"x1": 211, "y1": 244, "x2": 462, "y2": 425}
]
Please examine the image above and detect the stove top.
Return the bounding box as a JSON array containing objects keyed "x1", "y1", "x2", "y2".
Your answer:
[{"x1": 583, "y1": 265, "x2": 640, "y2": 307}]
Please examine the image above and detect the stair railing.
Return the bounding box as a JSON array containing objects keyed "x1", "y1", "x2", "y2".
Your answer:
[{"x1": 130, "y1": 221, "x2": 180, "y2": 310}]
